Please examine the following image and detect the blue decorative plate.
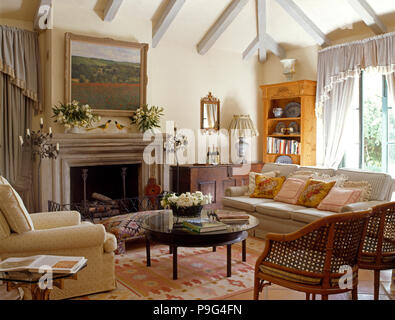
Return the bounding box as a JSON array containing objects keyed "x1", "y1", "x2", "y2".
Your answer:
[
  {"x1": 284, "y1": 102, "x2": 301, "y2": 118},
  {"x1": 275, "y1": 155, "x2": 293, "y2": 164}
]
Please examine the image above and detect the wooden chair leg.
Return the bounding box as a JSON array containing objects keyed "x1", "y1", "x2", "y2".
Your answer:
[
  {"x1": 374, "y1": 270, "x2": 380, "y2": 300},
  {"x1": 253, "y1": 277, "x2": 260, "y2": 300},
  {"x1": 352, "y1": 286, "x2": 358, "y2": 300},
  {"x1": 305, "y1": 293, "x2": 310, "y2": 300},
  {"x1": 321, "y1": 294, "x2": 328, "y2": 300},
  {"x1": 312, "y1": 294, "x2": 316, "y2": 300}
]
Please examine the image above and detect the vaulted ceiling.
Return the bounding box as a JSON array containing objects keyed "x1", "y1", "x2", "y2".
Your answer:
[{"x1": 1, "y1": 0, "x2": 395, "y2": 56}]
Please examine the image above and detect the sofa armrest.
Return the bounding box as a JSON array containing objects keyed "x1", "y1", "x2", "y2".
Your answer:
[
  {"x1": 0, "y1": 223, "x2": 105, "y2": 254},
  {"x1": 225, "y1": 186, "x2": 249, "y2": 197},
  {"x1": 30, "y1": 211, "x2": 81, "y2": 230},
  {"x1": 340, "y1": 201, "x2": 388, "y2": 213}
]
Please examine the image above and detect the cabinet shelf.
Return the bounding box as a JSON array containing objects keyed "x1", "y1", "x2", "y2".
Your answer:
[{"x1": 261, "y1": 80, "x2": 317, "y2": 166}]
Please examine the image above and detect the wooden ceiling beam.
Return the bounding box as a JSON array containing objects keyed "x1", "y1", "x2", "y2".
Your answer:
[
  {"x1": 243, "y1": 34, "x2": 286, "y2": 60},
  {"x1": 275, "y1": 0, "x2": 330, "y2": 46},
  {"x1": 197, "y1": 0, "x2": 249, "y2": 55},
  {"x1": 257, "y1": 0, "x2": 267, "y2": 62},
  {"x1": 153, "y1": 0, "x2": 186, "y2": 48},
  {"x1": 347, "y1": 0, "x2": 387, "y2": 35},
  {"x1": 103, "y1": 0, "x2": 123, "y2": 22}
]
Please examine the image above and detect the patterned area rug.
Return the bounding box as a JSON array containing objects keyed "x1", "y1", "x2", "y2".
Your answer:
[{"x1": 81, "y1": 237, "x2": 265, "y2": 300}]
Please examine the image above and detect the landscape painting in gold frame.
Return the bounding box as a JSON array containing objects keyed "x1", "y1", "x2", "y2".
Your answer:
[{"x1": 65, "y1": 33, "x2": 148, "y2": 117}]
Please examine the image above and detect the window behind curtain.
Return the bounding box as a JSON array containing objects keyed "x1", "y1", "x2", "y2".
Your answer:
[{"x1": 341, "y1": 71, "x2": 394, "y2": 175}]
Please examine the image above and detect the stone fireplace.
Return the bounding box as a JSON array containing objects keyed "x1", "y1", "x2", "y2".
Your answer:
[{"x1": 38, "y1": 133, "x2": 167, "y2": 211}]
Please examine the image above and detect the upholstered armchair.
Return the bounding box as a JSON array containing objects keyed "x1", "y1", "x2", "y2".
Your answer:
[
  {"x1": 254, "y1": 210, "x2": 372, "y2": 300},
  {"x1": 358, "y1": 202, "x2": 395, "y2": 300},
  {"x1": 0, "y1": 177, "x2": 117, "y2": 300}
]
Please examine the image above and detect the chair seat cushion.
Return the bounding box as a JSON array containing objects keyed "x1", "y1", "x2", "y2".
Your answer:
[
  {"x1": 223, "y1": 196, "x2": 274, "y2": 212},
  {"x1": 104, "y1": 232, "x2": 117, "y2": 253},
  {"x1": 259, "y1": 264, "x2": 321, "y2": 285},
  {"x1": 256, "y1": 202, "x2": 306, "y2": 220},
  {"x1": 359, "y1": 254, "x2": 395, "y2": 264}
]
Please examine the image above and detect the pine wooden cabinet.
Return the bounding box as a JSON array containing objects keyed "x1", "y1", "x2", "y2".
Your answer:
[
  {"x1": 260, "y1": 80, "x2": 317, "y2": 166},
  {"x1": 169, "y1": 163, "x2": 264, "y2": 209}
]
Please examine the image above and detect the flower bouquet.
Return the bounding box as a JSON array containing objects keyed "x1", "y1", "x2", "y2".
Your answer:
[
  {"x1": 161, "y1": 191, "x2": 212, "y2": 217},
  {"x1": 52, "y1": 100, "x2": 100, "y2": 132},
  {"x1": 130, "y1": 104, "x2": 164, "y2": 133}
]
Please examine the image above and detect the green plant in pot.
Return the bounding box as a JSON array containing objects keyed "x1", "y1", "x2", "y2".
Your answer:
[
  {"x1": 130, "y1": 104, "x2": 164, "y2": 132},
  {"x1": 161, "y1": 192, "x2": 212, "y2": 217}
]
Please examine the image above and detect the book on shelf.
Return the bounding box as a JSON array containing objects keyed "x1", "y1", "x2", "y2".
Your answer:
[
  {"x1": 0, "y1": 255, "x2": 87, "y2": 274},
  {"x1": 215, "y1": 210, "x2": 250, "y2": 224},
  {"x1": 182, "y1": 218, "x2": 227, "y2": 233},
  {"x1": 267, "y1": 137, "x2": 300, "y2": 155}
]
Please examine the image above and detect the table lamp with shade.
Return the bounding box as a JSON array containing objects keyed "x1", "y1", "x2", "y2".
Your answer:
[{"x1": 228, "y1": 115, "x2": 259, "y2": 164}]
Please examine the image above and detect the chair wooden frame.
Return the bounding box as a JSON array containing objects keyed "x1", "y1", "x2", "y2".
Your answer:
[
  {"x1": 358, "y1": 202, "x2": 395, "y2": 300},
  {"x1": 254, "y1": 210, "x2": 372, "y2": 300}
]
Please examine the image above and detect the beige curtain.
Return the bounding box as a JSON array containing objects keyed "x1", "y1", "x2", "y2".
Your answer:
[
  {"x1": 316, "y1": 31, "x2": 395, "y2": 168},
  {"x1": 0, "y1": 26, "x2": 41, "y2": 211}
]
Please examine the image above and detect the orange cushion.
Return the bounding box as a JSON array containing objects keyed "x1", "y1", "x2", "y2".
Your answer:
[
  {"x1": 317, "y1": 187, "x2": 362, "y2": 212},
  {"x1": 297, "y1": 179, "x2": 336, "y2": 208},
  {"x1": 250, "y1": 176, "x2": 286, "y2": 199},
  {"x1": 274, "y1": 178, "x2": 307, "y2": 204}
]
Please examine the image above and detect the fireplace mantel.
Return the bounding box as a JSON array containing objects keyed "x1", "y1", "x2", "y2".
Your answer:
[{"x1": 39, "y1": 133, "x2": 167, "y2": 211}]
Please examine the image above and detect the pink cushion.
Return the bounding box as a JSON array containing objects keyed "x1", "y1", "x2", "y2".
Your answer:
[
  {"x1": 317, "y1": 187, "x2": 362, "y2": 213},
  {"x1": 274, "y1": 178, "x2": 307, "y2": 205}
]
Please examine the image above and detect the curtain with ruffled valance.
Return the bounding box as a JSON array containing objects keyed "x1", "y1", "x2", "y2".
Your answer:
[
  {"x1": 0, "y1": 25, "x2": 42, "y2": 112},
  {"x1": 316, "y1": 31, "x2": 395, "y2": 168},
  {"x1": 0, "y1": 26, "x2": 41, "y2": 211}
]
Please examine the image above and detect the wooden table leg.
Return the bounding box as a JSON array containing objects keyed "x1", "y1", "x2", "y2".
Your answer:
[
  {"x1": 173, "y1": 246, "x2": 178, "y2": 280},
  {"x1": 227, "y1": 244, "x2": 232, "y2": 277},
  {"x1": 213, "y1": 246, "x2": 216, "y2": 252},
  {"x1": 146, "y1": 237, "x2": 151, "y2": 267},
  {"x1": 242, "y1": 239, "x2": 247, "y2": 262}
]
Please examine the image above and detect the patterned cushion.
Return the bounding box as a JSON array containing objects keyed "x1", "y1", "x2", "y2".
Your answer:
[
  {"x1": 274, "y1": 178, "x2": 307, "y2": 204},
  {"x1": 297, "y1": 179, "x2": 336, "y2": 208},
  {"x1": 250, "y1": 176, "x2": 286, "y2": 199},
  {"x1": 0, "y1": 184, "x2": 34, "y2": 233},
  {"x1": 246, "y1": 171, "x2": 279, "y2": 195},
  {"x1": 341, "y1": 181, "x2": 372, "y2": 202},
  {"x1": 336, "y1": 169, "x2": 392, "y2": 200},
  {"x1": 317, "y1": 187, "x2": 362, "y2": 213}
]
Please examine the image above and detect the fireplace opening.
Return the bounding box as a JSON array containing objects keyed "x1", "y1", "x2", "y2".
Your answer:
[{"x1": 70, "y1": 164, "x2": 140, "y2": 204}]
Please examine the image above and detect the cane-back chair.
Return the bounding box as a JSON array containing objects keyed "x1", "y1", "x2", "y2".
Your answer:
[
  {"x1": 358, "y1": 202, "x2": 395, "y2": 300},
  {"x1": 254, "y1": 210, "x2": 372, "y2": 300}
]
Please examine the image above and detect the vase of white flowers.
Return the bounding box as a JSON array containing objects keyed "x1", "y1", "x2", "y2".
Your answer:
[
  {"x1": 130, "y1": 104, "x2": 164, "y2": 133},
  {"x1": 161, "y1": 192, "x2": 212, "y2": 217},
  {"x1": 52, "y1": 100, "x2": 100, "y2": 133}
]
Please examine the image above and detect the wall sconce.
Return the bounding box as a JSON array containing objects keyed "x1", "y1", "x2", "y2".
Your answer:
[{"x1": 280, "y1": 59, "x2": 297, "y2": 81}]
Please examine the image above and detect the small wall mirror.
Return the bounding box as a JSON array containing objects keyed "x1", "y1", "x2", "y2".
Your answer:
[{"x1": 200, "y1": 92, "x2": 220, "y2": 132}]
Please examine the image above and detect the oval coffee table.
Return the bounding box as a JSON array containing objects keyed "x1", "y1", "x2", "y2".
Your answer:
[{"x1": 140, "y1": 210, "x2": 259, "y2": 280}]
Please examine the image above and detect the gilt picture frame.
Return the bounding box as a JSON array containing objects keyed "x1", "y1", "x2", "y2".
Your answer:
[{"x1": 65, "y1": 33, "x2": 148, "y2": 117}]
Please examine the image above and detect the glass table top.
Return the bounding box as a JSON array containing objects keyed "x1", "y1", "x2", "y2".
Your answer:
[{"x1": 140, "y1": 209, "x2": 259, "y2": 236}]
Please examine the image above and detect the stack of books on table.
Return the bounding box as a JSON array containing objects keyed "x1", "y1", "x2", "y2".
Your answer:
[
  {"x1": 182, "y1": 218, "x2": 227, "y2": 233},
  {"x1": 215, "y1": 210, "x2": 250, "y2": 224}
]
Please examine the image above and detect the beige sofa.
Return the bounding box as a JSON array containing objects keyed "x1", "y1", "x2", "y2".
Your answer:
[
  {"x1": 224, "y1": 163, "x2": 394, "y2": 239},
  {"x1": 0, "y1": 209, "x2": 117, "y2": 300}
]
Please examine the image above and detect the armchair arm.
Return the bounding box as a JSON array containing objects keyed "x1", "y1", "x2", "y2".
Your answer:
[
  {"x1": 0, "y1": 223, "x2": 105, "y2": 254},
  {"x1": 30, "y1": 211, "x2": 81, "y2": 230},
  {"x1": 225, "y1": 186, "x2": 249, "y2": 197}
]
